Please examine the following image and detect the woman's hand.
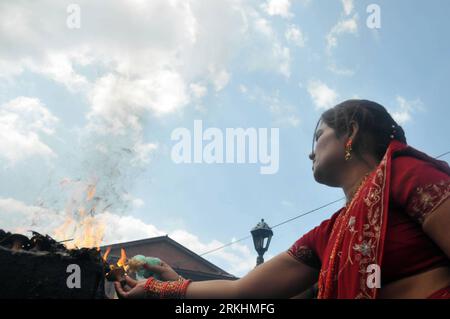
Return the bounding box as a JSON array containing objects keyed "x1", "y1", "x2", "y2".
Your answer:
[
  {"x1": 143, "y1": 259, "x2": 180, "y2": 281},
  {"x1": 114, "y1": 259, "x2": 181, "y2": 299},
  {"x1": 114, "y1": 276, "x2": 146, "y2": 299}
]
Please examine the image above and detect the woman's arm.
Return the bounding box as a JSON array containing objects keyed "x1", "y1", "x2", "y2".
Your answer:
[
  {"x1": 390, "y1": 156, "x2": 450, "y2": 257},
  {"x1": 290, "y1": 283, "x2": 318, "y2": 299},
  {"x1": 185, "y1": 252, "x2": 319, "y2": 299},
  {"x1": 423, "y1": 198, "x2": 450, "y2": 258},
  {"x1": 115, "y1": 252, "x2": 319, "y2": 299}
]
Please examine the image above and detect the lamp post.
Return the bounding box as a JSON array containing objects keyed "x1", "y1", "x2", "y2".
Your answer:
[{"x1": 251, "y1": 219, "x2": 273, "y2": 266}]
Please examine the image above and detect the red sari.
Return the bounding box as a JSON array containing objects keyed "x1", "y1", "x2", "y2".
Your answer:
[{"x1": 288, "y1": 140, "x2": 450, "y2": 298}]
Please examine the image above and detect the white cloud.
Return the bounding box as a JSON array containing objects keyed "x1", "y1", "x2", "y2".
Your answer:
[
  {"x1": 326, "y1": 15, "x2": 358, "y2": 53},
  {"x1": 307, "y1": 80, "x2": 339, "y2": 110},
  {"x1": 0, "y1": 97, "x2": 58, "y2": 164},
  {"x1": 390, "y1": 96, "x2": 424, "y2": 125},
  {"x1": 0, "y1": 0, "x2": 299, "y2": 137},
  {"x1": 254, "y1": 17, "x2": 275, "y2": 38},
  {"x1": 99, "y1": 211, "x2": 166, "y2": 244},
  {"x1": 285, "y1": 24, "x2": 306, "y2": 47},
  {"x1": 131, "y1": 198, "x2": 145, "y2": 209},
  {"x1": 262, "y1": 0, "x2": 293, "y2": 19},
  {"x1": 273, "y1": 44, "x2": 291, "y2": 78},
  {"x1": 392, "y1": 111, "x2": 410, "y2": 125},
  {"x1": 87, "y1": 71, "x2": 189, "y2": 134},
  {"x1": 209, "y1": 68, "x2": 231, "y2": 92},
  {"x1": 122, "y1": 193, "x2": 145, "y2": 210},
  {"x1": 341, "y1": 0, "x2": 354, "y2": 16},
  {"x1": 298, "y1": 0, "x2": 312, "y2": 6},
  {"x1": 0, "y1": 197, "x2": 63, "y2": 234},
  {"x1": 334, "y1": 17, "x2": 358, "y2": 34},
  {"x1": 190, "y1": 83, "x2": 208, "y2": 99},
  {"x1": 239, "y1": 84, "x2": 248, "y2": 94},
  {"x1": 328, "y1": 62, "x2": 355, "y2": 76},
  {"x1": 0, "y1": 1, "x2": 281, "y2": 133},
  {"x1": 31, "y1": 51, "x2": 90, "y2": 92},
  {"x1": 246, "y1": 88, "x2": 300, "y2": 127},
  {"x1": 251, "y1": 17, "x2": 292, "y2": 77},
  {"x1": 0, "y1": 0, "x2": 298, "y2": 133},
  {"x1": 326, "y1": 5, "x2": 357, "y2": 76},
  {"x1": 269, "y1": 103, "x2": 300, "y2": 127},
  {"x1": 131, "y1": 140, "x2": 158, "y2": 166}
]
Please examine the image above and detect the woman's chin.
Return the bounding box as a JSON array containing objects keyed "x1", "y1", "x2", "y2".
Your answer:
[
  {"x1": 313, "y1": 167, "x2": 339, "y2": 187},
  {"x1": 312, "y1": 167, "x2": 322, "y2": 183}
]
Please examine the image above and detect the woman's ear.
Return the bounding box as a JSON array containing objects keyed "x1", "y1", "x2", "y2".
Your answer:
[{"x1": 348, "y1": 121, "x2": 359, "y2": 140}]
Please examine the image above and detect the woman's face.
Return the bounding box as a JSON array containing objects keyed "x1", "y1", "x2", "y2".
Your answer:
[{"x1": 310, "y1": 121, "x2": 347, "y2": 187}]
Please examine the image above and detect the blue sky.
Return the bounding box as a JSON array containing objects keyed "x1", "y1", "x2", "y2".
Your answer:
[{"x1": 1, "y1": 0, "x2": 449, "y2": 276}]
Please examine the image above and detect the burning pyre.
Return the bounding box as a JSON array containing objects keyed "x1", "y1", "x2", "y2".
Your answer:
[
  {"x1": 0, "y1": 178, "x2": 142, "y2": 298},
  {"x1": 0, "y1": 229, "x2": 132, "y2": 298}
]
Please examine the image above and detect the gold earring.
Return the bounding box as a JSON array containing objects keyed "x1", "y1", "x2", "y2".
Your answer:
[{"x1": 345, "y1": 139, "x2": 353, "y2": 161}]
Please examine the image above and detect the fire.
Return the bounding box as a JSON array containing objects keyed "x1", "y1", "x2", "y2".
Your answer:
[
  {"x1": 53, "y1": 182, "x2": 106, "y2": 249},
  {"x1": 117, "y1": 248, "x2": 128, "y2": 270},
  {"x1": 102, "y1": 246, "x2": 111, "y2": 262},
  {"x1": 54, "y1": 209, "x2": 105, "y2": 249},
  {"x1": 86, "y1": 185, "x2": 96, "y2": 201},
  {"x1": 105, "y1": 247, "x2": 129, "y2": 282}
]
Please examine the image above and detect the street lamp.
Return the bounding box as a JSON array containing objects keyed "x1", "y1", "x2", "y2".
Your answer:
[{"x1": 251, "y1": 219, "x2": 273, "y2": 266}]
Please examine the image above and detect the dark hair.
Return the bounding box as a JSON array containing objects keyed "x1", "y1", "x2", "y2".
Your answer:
[{"x1": 314, "y1": 99, "x2": 407, "y2": 161}]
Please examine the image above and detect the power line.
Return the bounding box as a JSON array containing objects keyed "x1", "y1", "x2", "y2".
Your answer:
[
  {"x1": 436, "y1": 151, "x2": 450, "y2": 159},
  {"x1": 198, "y1": 197, "x2": 344, "y2": 257},
  {"x1": 271, "y1": 197, "x2": 344, "y2": 230},
  {"x1": 199, "y1": 236, "x2": 252, "y2": 257},
  {"x1": 197, "y1": 149, "x2": 450, "y2": 258}
]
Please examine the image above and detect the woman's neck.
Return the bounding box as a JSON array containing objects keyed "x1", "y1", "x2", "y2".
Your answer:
[{"x1": 342, "y1": 160, "x2": 378, "y2": 202}]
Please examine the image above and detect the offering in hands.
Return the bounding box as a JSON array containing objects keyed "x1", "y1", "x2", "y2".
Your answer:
[{"x1": 127, "y1": 255, "x2": 162, "y2": 280}]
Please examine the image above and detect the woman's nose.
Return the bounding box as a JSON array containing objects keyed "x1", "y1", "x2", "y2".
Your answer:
[{"x1": 309, "y1": 153, "x2": 315, "y2": 161}]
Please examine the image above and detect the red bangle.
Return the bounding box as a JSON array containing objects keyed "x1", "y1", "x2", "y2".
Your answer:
[{"x1": 144, "y1": 276, "x2": 191, "y2": 299}]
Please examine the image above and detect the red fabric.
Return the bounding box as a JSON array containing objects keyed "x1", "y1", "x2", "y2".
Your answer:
[
  {"x1": 289, "y1": 205, "x2": 449, "y2": 285},
  {"x1": 390, "y1": 156, "x2": 450, "y2": 224},
  {"x1": 381, "y1": 205, "x2": 449, "y2": 285},
  {"x1": 288, "y1": 140, "x2": 450, "y2": 298},
  {"x1": 427, "y1": 285, "x2": 450, "y2": 299},
  {"x1": 288, "y1": 210, "x2": 342, "y2": 269}
]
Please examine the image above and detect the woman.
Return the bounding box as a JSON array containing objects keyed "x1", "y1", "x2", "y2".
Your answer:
[{"x1": 114, "y1": 99, "x2": 450, "y2": 299}]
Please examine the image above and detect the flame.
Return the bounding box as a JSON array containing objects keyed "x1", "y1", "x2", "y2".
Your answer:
[
  {"x1": 117, "y1": 248, "x2": 127, "y2": 268},
  {"x1": 86, "y1": 185, "x2": 96, "y2": 201},
  {"x1": 104, "y1": 247, "x2": 130, "y2": 280},
  {"x1": 53, "y1": 216, "x2": 74, "y2": 243},
  {"x1": 102, "y1": 246, "x2": 111, "y2": 262},
  {"x1": 53, "y1": 182, "x2": 105, "y2": 249}
]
